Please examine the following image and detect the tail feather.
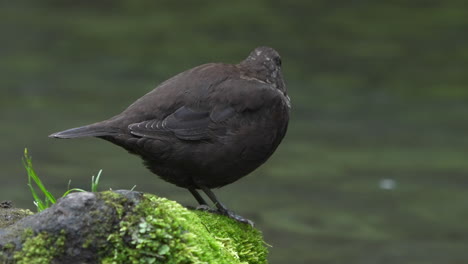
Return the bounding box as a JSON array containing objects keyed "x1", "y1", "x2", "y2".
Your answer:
[{"x1": 49, "y1": 124, "x2": 118, "y2": 139}]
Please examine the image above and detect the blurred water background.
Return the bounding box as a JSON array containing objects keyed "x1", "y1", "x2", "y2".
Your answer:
[{"x1": 1, "y1": 1, "x2": 468, "y2": 263}]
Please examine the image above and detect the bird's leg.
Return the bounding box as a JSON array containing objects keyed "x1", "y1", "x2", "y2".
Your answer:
[
  {"x1": 200, "y1": 186, "x2": 254, "y2": 226},
  {"x1": 189, "y1": 188, "x2": 208, "y2": 205}
]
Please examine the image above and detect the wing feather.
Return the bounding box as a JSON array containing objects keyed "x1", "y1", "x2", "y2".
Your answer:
[{"x1": 129, "y1": 106, "x2": 236, "y2": 141}]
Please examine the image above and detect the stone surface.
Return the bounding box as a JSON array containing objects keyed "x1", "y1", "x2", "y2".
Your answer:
[{"x1": 0, "y1": 190, "x2": 141, "y2": 263}]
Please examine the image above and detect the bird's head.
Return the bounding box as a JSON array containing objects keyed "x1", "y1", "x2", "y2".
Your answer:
[{"x1": 239, "y1": 46, "x2": 287, "y2": 95}]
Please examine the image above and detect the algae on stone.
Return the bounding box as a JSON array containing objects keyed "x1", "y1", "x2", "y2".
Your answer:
[
  {"x1": 13, "y1": 230, "x2": 66, "y2": 264},
  {"x1": 102, "y1": 194, "x2": 268, "y2": 264}
]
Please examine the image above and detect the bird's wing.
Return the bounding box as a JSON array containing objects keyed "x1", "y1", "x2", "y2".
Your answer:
[
  {"x1": 216, "y1": 78, "x2": 285, "y2": 112},
  {"x1": 128, "y1": 105, "x2": 236, "y2": 141},
  {"x1": 128, "y1": 75, "x2": 285, "y2": 141}
]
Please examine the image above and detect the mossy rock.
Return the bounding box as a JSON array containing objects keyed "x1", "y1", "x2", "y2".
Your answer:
[
  {"x1": 0, "y1": 191, "x2": 268, "y2": 264},
  {"x1": 0, "y1": 201, "x2": 33, "y2": 229}
]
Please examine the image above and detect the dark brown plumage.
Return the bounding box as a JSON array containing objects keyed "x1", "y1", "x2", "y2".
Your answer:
[{"x1": 50, "y1": 46, "x2": 290, "y2": 224}]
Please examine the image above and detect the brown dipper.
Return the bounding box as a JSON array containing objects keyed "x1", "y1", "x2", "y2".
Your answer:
[{"x1": 50, "y1": 46, "x2": 290, "y2": 225}]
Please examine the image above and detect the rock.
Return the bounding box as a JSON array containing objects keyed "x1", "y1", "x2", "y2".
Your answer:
[{"x1": 0, "y1": 191, "x2": 268, "y2": 264}]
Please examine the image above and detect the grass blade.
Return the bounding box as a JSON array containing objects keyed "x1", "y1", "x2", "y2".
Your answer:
[
  {"x1": 23, "y1": 148, "x2": 56, "y2": 211},
  {"x1": 91, "y1": 169, "x2": 102, "y2": 192}
]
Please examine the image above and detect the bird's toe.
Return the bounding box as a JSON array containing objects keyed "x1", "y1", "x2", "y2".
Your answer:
[
  {"x1": 196, "y1": 204, "x2": 214, "y2": 212},
  {"x1": 221, "y1": 209, "x2": 255, "y2": 227}
]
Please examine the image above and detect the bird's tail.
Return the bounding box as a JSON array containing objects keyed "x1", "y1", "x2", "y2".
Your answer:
[{"x1": 49, "y1": 123, "x2": 119, "y2": 139}]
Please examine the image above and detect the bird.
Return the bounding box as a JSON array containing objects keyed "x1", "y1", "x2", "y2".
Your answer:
[{"x1": 49, "y1": 46, "x2": 290, "y2": 225}]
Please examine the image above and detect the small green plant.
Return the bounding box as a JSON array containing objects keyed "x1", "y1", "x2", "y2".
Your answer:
[{"x1": 23, "y1": 148, "x2": 103, "y2": 212}]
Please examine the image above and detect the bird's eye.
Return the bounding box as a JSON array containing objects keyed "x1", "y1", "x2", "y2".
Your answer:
[{"x1": 274, "y1": 57, "x2": 282, "y2": 66}]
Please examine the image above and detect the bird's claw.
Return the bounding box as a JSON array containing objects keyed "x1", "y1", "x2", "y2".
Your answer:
[
  {"x1": 195, "y1": 204, "x2": 214, "y2": 212},
  {"x1": 190, "y1": 205, "x2": 254, "y2": 226},
  {"x1": 220, "y1": 209, "x2": 255, "y2": 227}
]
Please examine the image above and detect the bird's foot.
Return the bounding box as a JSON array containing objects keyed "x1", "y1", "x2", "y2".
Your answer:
[
  {"x1": 218, "y1": 209, "x2": 254, "y2": 227},
  {"x1": 189, "y1": 187, "x2": 255, "y2": 226},
  {"x1": 188, "y1": 205, "x2": 254, "y2": 226},
  {"x1": 195, "y1": 204, "x2": 215, "y2": 212}
]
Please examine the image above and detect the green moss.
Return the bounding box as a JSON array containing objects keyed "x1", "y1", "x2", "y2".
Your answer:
[
  {"x1": 102, "y1": 194, "x2": 268, "y2": 264},
  {"x1": 1, "y1": 243, "x2": 16, "y2": 263},
  {"x1": 13, "y1": 230, "x2": 66, "y2": 264},
  {"x1": 81, "y1": 191, "x2": 129, "y2": 252},
  {"x1": 100, "y1": 191, "x2": 128, "y2": 219},
  {"x1": 192, "y1": 211, "x2": 269, "y2": 263}
]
